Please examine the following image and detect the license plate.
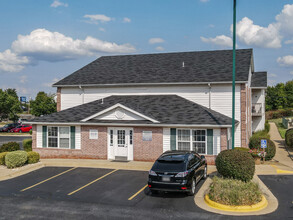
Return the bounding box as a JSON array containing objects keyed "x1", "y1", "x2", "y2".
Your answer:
[{"x1": 162, "y1": 176, "x2": 170, "y2": 182}]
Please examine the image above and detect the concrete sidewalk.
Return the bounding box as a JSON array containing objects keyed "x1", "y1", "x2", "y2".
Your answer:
[{"x1": 269, "y1": 122, "x2": 293, "y2": 169}]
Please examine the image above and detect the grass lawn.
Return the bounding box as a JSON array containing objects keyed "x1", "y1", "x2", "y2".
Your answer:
[
  {"x1": 208, "y1": 176, "x2": 262, "y2": 206},
  {"x1": 269, "y1": 118, "x2": 288, "y2": 139}
]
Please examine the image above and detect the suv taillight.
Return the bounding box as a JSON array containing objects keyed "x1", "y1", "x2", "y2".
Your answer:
[
  {"x1": 175, "y1": 171, "x2": 188, "y2": 178},
  {"x1": 149, "y1": 170, "x2": 157, "y2": 176}
]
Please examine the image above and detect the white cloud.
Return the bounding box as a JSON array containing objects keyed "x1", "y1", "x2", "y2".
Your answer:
[
  {"x1": 155, "y1": 46, "x2": 164, "y2": 51},
  {"x1": 235, "y1": 17, "x2": 281, "y2": 48},
  {"x1": 20, "y1": 75, "x2": 28, "y2": 84},
  {"x1": 277, "y1": 55, "x2": 293, "y2": 66},
  {"x1": 50, "y1": 0, "x2": 68, "y2": 8},
  {"x1": 200, "y1": 35, "x2": 233, "y2": 47},
  {"x1": 11, "y1": 28, "x2": 136, "y2": 62},
  {"x1": 268, "y1": 73, "x2": 277, "y2": 78},
  {"x1": 99, "y1": 27, "x2": 106, "y2": 32},
  {"x1": 285, "y1": 39, "x2": 293, "y2": 44},
  {"x1": 209, "y1": 24, "x2": 215, "y2": 28},
  {"x1": 200, "y1": 0, "x2": 209, "y2": 2},
  {"x1": 290, "y1": 71, "x2": 293, "y2": 75},
  {"x1": 123, "y1": 17, "x2": 131, "y2": 23},
  {"x1": 149, "y1": 38, "x2": 165, "y2": 44},
  {"x1": 275, "y1": 4, "x2": 293, "y2": 36},
  {"x1": 0, "y1": 49, "x2": 29, "y2": 72},
  {"x1": 84, "y1": 14, "x2": 112, "y2": 24},
  {"x1": 43, "y1": 78, "x2": 60, "y2": 87}
]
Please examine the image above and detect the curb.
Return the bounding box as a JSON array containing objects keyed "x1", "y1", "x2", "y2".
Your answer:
[{"x1": 204, "y1": 194, "x2": 268, "y2": 212}]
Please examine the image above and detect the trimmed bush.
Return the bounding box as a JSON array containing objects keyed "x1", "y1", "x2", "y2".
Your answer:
[
  {"x1": 215, "y1": 149, "x2": 255, "y2": 182},
  {"x1": 264, "y1": 121, "x2": 270, "y2": 133},
  {"x1": 0, "y1": 142, "x2": 20, "y2": 153},
  {"x1": 5, "y1": 151, "x2": 28, "y2": 169},
  {"x1": 285, "y1": 129, "x2": 293, "y2": 148},
  {"x1": 234, "y1": 147, "x2": 250, "y2": 152},
  {"x1": 29, "y1": 130, "x2": 32, "y2": 135},
  {"x1": 23, "y1": 139, "x2": 32, "y2": 152},
  {"x1": 27, "y1": 151, "x2": 40, "y2": 164},
  {"x1": 0, "y1": 152, "x2": 8, "y2": 165},
  {"x1": 249, "y1": 137, "x2": 276, "y2": 161}
]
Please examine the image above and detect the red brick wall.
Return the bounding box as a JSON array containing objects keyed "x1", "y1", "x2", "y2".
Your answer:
[
  {"x1": 133, "y1": 127, "x2": 163, "y2": 161},
  {"x1": 34, "y1": 125, "x2": 108, "y2": 159},
  {"x1": 57, "y1": 87, "x2": 61, "y2": 112},
  {"x1": 241, "y1": 84, "x2": 248, "y2": 148},
  {"x1": 220, "y1": 128, "x2": 228, "y2": 151},
  {"x1": 32, "y1": 125, "x2": 36, "y2": 149}
]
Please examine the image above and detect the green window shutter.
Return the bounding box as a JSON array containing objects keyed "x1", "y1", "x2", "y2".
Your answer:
[
  {"x1": 42, "y1": 126, "x2": 47, "y2": 148},
  {"x1": 170, "y1": 128, "x2": 176, "y2": 151},
  {"x1": 70, "y1": 126, "x2": 75, "y2": 149},
  {"x1": 207, "y1": 129, "x2": 213, "y2": 155}
]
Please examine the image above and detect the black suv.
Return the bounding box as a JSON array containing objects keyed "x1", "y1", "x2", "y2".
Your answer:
[{"x1": 148, "y1": 151, "x2": 207, "y2": 196}]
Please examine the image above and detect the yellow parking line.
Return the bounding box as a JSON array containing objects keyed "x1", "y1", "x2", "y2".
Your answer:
[
  {"x1": 68, "y1": 169, "x2": 118, "y2": 196},
  {"x1": 128, "y1": 184, "x2": 148, "y2": 201},
  {"x1": 20, "y1": 167, "x2": 77, "y2": 192},
  {"x1": 271, "y1": 165, "x2": 293, "y2": 174}
]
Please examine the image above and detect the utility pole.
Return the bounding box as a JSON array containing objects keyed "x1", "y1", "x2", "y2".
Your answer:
[{"x1": 232, "y1": 0, "x2": 236, "y2": 149}]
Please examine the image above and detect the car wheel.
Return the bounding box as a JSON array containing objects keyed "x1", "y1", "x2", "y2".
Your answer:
[
  {"x1": 150, "y1": 189, "x2": 158, "y2": 195},
  {"x1": 203, "y1": 166, "x2": 207, "y2": 180},
  {"x1": 19, "y1": 130, "x2": 22, "y2": 133},
  {"x1": 187, "y1": 179, "x2": 196, "y2": 196}
]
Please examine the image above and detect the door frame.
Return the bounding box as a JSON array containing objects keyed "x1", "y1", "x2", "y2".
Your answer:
[{"x1": 107, "y1": 127, "x2": 133, "y2": 161}]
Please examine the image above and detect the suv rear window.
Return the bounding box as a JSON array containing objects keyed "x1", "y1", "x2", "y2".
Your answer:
[{"x1": 152, "y1": 155, "x2": 187, "y2": 172}]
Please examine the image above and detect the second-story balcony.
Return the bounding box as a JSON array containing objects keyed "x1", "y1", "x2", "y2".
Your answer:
[{"x1": 252, "y1": 103, "x2": 262, "y2": 116}]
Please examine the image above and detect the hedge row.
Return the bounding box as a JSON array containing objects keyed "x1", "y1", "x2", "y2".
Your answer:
[
  {"x1": 0, "y1": 151, "x2": 40, "y2": 168},
  {"x1": 266, "y1": 109, "x2": 293, "y2": 120},
  {"x1": 285, "y1": 129, "x2": 293, "y2": 148}
]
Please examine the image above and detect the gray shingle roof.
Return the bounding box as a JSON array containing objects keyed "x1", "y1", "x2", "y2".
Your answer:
[
  {"x1": 251, "y1": 72, "x2": 267, "y2": 88},
  {"x1": 53, "y1": 49, "x2": 253, "y2": 86},
  {"x1": 30, "y1": 95, "x2": 236, "y2": 126}
]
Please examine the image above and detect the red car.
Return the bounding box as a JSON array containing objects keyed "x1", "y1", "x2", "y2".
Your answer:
[{"x1": 10, "y1": 124, "x2": 32, "y2": 133}]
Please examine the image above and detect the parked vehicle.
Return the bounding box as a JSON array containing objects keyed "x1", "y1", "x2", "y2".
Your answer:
[
  {"x1": 148, "y1": 151, "x2": 207, "y2": 196},
  {"x1": 0, "y1": 123, "x2": 21, "y2": 132},
  {"x1": 9, "y1": 124, "x2": 32, "y2": 133}
]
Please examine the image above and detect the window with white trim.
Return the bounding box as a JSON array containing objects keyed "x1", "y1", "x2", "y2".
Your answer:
[
  {"x1": 177, "y1": 129, "x2": 207, "y2": 154},
  {"x1": 89, "y1": 129, "x2": 98, "y2": 139},
  {"x1": 47, "y1": 126, "x2": 70, "y2": 148}
]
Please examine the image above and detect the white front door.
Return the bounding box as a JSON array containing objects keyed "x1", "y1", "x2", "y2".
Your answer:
[
  {"x1": 116, "y1": 129, "x2": 127, "y2": 157},
  {"x1": 108, "y1": 128, "x2": 133, "y2": 160}
]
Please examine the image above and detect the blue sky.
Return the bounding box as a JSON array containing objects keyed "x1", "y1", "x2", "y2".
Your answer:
[{"x1": 0, "y1": 0, "x2": 292, "y2": 99}]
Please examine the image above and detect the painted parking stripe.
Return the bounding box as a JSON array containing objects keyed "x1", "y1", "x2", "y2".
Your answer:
[
  {"x1": 20, "y1": 167, "x2": 77, "y2": 192},
  {"x1": 128, "y1": 184, "x2": 148, "y2": 201},
  {"x1": 67, "y1": 169, "x2": 118, "y2": 196}
]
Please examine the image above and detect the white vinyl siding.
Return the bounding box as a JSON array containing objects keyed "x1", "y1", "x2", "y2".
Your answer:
[
  {"x1": 163, "y1": 128, "x2": 170, "y2": 152},
  {"x1": 36, "y1": 125, "x2": 42, "y2": 148},
  {"x1": 75, "y1": 125, "x2": 81, "y2": 149}
]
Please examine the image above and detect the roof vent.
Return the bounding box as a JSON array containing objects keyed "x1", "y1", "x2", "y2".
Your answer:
[{"x1": 182, "y1": 61, "x2": 185, "y2": 68}]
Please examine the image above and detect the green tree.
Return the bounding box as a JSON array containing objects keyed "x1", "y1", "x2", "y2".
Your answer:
[
  {"x1": 0, "y1": 89, "x2": 22, "y2": 121},
  {"x1": 285, "y1": 80, "x2": 293, "y2": 108},
  {"x1": 30, "y1": 92, "x2": 57, "y2": 116}
]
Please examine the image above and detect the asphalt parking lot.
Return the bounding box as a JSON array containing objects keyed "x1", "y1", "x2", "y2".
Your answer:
[
  {"x1": 0, "y1": 167, "x2": 292, "y2": 219},
  {"x1": 0, "y1": 167, "x2": 201, "y2": 212}
]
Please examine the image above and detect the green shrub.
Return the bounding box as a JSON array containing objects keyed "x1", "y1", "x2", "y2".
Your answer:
[
  {"x1": 29, "y1": 130, "x2": 32, "y2": 135},
  {"x1": 0, "y1": 152, "x2": 8, "y2": 165},
  {"x1": 215, "y1": 149, "x2": 255, "y2": 182},
  {"x1": 0, "y1": 142, "x2": 20, "y2": 153},
  {"x1": 208, "y1": 176, "x2": 262, "y2": 206},
  {"x1": 249, "y1": 137, "x2": 276, "y2": 161},
  {"x1": 27, "y1": 151, "x2": 40, "y2": 164},
  {"x1": 5, "y1": 151, "x2": 28, "y2": 169},
  {"x1": 265, "y1": 120, "x2": 270, "y2": 133},
  {"x1": 234, "y1": 147, "x2": 249, "y2": 152},
  {"x1": 285, "y1": 129, "x2": 293, "y2": 148},
  {"x1": 23, "y1": 139, "x2": 32, "y2": 152}
]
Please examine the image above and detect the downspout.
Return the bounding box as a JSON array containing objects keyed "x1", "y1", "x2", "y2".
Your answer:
[
  {"x1": 79, "y1": 85, "x2": 84, "y2": 104},
  {"x1": 208, "y1": 83, "x2": 211, "y2": 109}
]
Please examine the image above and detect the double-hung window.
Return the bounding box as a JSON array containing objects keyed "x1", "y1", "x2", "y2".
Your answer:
[
  {"x1": 177, "y1": 129, "x2": 207, "y2": 154},
  {"x1": 47, "y1": 126, "x2": 70, "y2": 148}
]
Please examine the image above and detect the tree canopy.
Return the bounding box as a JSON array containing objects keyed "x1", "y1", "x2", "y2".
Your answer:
[
  {"x1": 0, "y1": 89, "x2": 22, "y2": 121},
  {"x1": 266, "y1": 80, "x2": 293, "y2": 111},
  {"x1": 30, "y1": 92, "x2": 57, "y2": 117}
]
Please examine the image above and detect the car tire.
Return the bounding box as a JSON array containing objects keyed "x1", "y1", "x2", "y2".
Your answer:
[
  {"x1": 19, "y1": 130, "x2": 22, "y2": 133},
  {"x1": 203, "y1": 166, "x2": 207, "y2": 180},
  {"x1": 150, "y1": 189, "x2": 158, "y2": 195},
  {"x1": 187, "y1": 178, "x2": 196, "y2": 196}
]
